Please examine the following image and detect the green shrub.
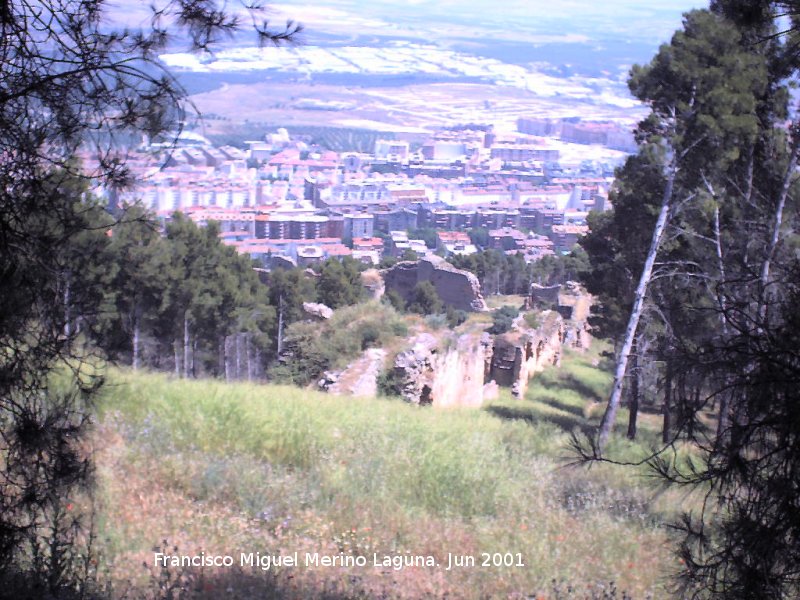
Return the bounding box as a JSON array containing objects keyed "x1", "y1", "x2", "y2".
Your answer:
[
  {"x1": 446, "y1": 306, "x2": 468, "y2": 328},
  {"x1": 425, "y1": 313, "x2": 448, "y2": 330},
  {"x1": 407, "y1": 281, "x2": 443, "y2": 315},
  {"x1": 275, "y1": 302, "x2": 408, "y2": 385},
  {"x1": 382, "y1": 288, "x2": 406, "y2": 312},
  {"x1": 376, "y1": 366, "x2": 403, "y2": 398},
  {"x1": 358, "y1": 322, "x2": 381, "y2": 349},
  {"x1": 488, "y1": 305, "x2": 520, "y2": 334},
  {"x1": 390, "y1": 319, "x2": 409, "y2": 337},
  {"x1": 524, "y1": 311, "x2": 540, "y2": 329}
]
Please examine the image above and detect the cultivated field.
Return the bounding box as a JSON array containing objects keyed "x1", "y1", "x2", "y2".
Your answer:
[{"x1": 189, "y1": 80, "x2": 644, "y2": 138}]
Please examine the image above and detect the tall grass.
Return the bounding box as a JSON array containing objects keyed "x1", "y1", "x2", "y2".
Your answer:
[{"x1": 94, "y1": 348, "x2": 684, "y2": 599}]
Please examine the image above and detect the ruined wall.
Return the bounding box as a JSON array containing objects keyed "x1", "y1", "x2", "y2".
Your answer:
[
  {"x1": 431, "y1": 332, "x2": 494, "y2": 408},
  {"x1": 528, "y1": 280, "x2": 592, "y2": 353},
  {"x1": 392, "y1": 332, "x2": 493, "y2": 408},
  {"x1": 556, "y1": 281, "x2": 592, "y2": 352},
  {"x1": 489, "y1": 310, "x2": 565, "y2": 398},
  {"x1": 361, "y1": 268, "x2": 385, "y2": 301},
  {"x1": 382, "y1": 261, "x2": 418, "y2": 303},
  {"x1": 417, "y1": 258, "x2": 488, "y2": 312},
  {"x1": 529, "y1": 283, "x2": 560, "y2": 306},
  {"x1": 390, "y1": 311, "x2": 568, "y2": 406},
  {"x1": 322, "y1": 283, "x2": 591, "y2": 405},
  {"x1": 383, "y1": 257, "x2": 488, "y2": 312}
]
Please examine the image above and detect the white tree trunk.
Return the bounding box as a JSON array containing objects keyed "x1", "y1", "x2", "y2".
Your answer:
[
  {"x1": 183, "y1": 312, "x2": 191, "y2": 378},
  {"x1": 63, "y1": 275, "x2": 71, "y2": 338},
  {"x1": 712, "y1": 204, "x2": 733, "y2": 439},
  {"x1": 235, "y1": 333, "x2": 241, "y2": 379},
  {"x1": 598, "y1": 166, "x2": 676, "y2": 453},
  {"x1": 174, "y1": 340, "x2": 181, "y2": 378},
  {"x1": 277, "y1": 295, "x2": 285, "y2": 356},
  {"x1": 132, "y1": 314, "x2": 141, "y2": 371},
  {"x1": 223, "y1": 336, "x2": 231, "y2": 382},
  {"x1": 246, "y1": 334, "x2": 253, "y2": 380},
  {"x1": 759, "y1": 138, "x2": 799, "y2": 298}
]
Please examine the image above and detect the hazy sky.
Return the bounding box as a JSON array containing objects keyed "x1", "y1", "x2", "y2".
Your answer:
[
  {"x1": 268, "y1": 0, "x2": 709, "y2": 44},
  {"x1": 109, "y1": 0, "x2": 710, "y2": 51}
]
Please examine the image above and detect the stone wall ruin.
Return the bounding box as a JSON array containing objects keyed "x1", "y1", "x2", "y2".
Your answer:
[{"x1": 382, "y1": 257, "x2": 488, "y2": 312}]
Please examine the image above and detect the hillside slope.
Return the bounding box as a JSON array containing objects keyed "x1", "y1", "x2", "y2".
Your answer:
[{"x1": 94, "y1": 349, "x2": 679, "y2": 598}]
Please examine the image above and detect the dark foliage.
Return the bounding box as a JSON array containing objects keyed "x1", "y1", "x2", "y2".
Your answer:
[
  {"x1": 449, "y1": 247, "x2": 589, "y2": 297},
  {"x1": 575, "y1": 7, "x2": 800, "y2": 598},
  {"x1": 407, "y1": 281, "x2": 443, "y2": 315},
  {"x1": 0, "y1": 0, "x2": 299, "y2": 594},
  {"x1": 488, "y1": 305, "x2": 519, "y2": 335}
]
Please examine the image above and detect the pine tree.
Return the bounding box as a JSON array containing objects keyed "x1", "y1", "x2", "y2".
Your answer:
[
  {"x1": 0, "y1": 1, "x2": 298, "y2": 590},
  {"x1": 592, "y1": 9, "x2": 771, "y2": 452},
  {"x1": 579, "y1": 7, "x2": 800, "y2": 596}
]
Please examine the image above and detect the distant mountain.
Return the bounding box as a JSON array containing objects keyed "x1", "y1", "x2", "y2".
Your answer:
[
  {"x1": 105, "y1": 0, "x2": 704, "y2": 78},
  {"x1": 104, "y1": 0, "x2": 703, "y2": 130}
]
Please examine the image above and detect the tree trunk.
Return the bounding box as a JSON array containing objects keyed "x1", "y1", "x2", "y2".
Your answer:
[
  {"x1": 132, "y1": 312, "x2": 141, "y2": 371},
  {"x1": 221, "y1": 337, "x2": 230, "y2": 381},
  {"x1": 710, "y1": 204, "x2": 735, "y2": 440},
  {"x1": 662, "y1": 358, "x2": 673, "y2": 444},
  {"x1": 627, "y1": 341, "x2": 640, "y2": 440},
  {"x1": 63, "y1": 274, "x2": 71, "y2": 338},
  {"x1": 677, "y1": 370, "x2": 687, "y2": 440},
  {"x1": 246, "y1": 333, "x2": 253, "y2": 381},
  {"x1": 598, "y1": 164, "x2": 676, "y2": 454},
  {"x1": 183, "y1": 313, "x2": 190, "y2": 378},
  {"x1": 759, "y1": 137, "x2": 800, "y2": 299},
  {"x1": 235, "y1": 333, "x2": 241, "y2": 379},
  {"x1": 174, "y1": 340, "x2": 181, "y2": 378},
  {"x1": 716, "y1": 395, "x2": 729, "y2": 441},
  {"x1": 687, "y1": 384, "x2": 701, "y2": 440},
  {"x1": 277, "y1": 295, "x2": 285, "y2": 356}
]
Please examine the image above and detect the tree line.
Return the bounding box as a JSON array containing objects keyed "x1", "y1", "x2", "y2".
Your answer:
[
  {"x1": 448, "y1": 247, "x2": 589, "y2": 296},
  {"x1": 62, "y1": 204, "x2": 372, "y2": 381}
]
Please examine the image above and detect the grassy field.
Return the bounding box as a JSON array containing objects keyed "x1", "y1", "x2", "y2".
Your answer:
[
  {"x1": 92, "y1": 344, "x2": 685, "y2": 599},
  {"x1": 484, "y1": 295, "x2": 528, "y2": 310}
]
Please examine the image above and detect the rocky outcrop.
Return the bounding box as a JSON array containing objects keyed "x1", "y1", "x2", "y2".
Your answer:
[
  {"x1": 303, "y1": 302, "x2": 333, "y2": 320},
  {"x1": 390, "y1": 332, "x2": 493, "y2": 407},
  {"x1": 383, "y1": 257, "x2": 488, "y2": 312},
  {"x1": 361, "y1": 268, "x2": 385, "y2": 300},
  {"x1": 392, "y1": 333, "x2": 439, "y2": 405},
  {"x1": 482, "y1": 380, "x2": 500, "y2": 401},
  {"x1": 322, "y1": 282, "x2": 592, "y2": 405}
]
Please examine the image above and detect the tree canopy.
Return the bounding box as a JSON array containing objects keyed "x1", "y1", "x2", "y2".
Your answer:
[
  {"x1": 0, "y1": 1, "x2": 300, "y2": 594},
  {"x1": 578, "y1": 7, "x2": 800, "y2": 597}
]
